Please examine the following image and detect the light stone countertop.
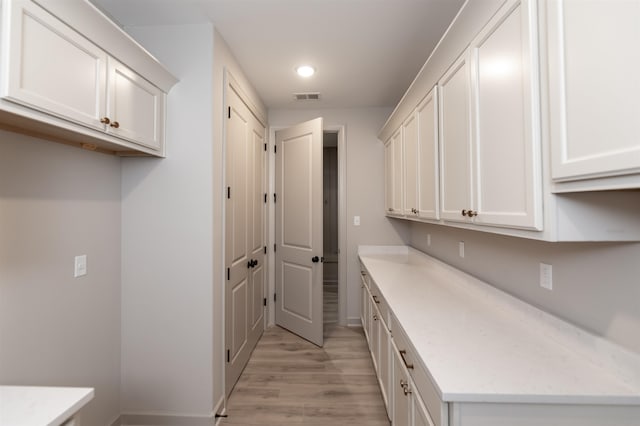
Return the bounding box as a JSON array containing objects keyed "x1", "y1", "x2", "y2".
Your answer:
[
  {"x1": 358, "y1": 245, "x2": 640, "y2": 405},
  {"x1": 0, "y1": 386, "x2": 94, "y2": 425}
]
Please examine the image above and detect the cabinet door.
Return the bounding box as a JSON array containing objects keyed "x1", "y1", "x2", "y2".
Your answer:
[
  {"x1": 392, "y1": 346, "x2": 411, "y2": 426},
  {"x1": 378, "y1": 318, "x2": 391, "y2": 415},
  {"x1": 417, "y1": 87, "x2": 440, "y2": 220},
  {"x1": 107, "y1": 58, "x2": 165, "y2": 151},
  {"x1": 391, "y1": 128, "x2": 404, "y2": 215},
  {"x1": 439, "y1": 53, "x2": 472, "y2": 223},
  {"x1": 361, "y1": 277, "x2": 369, "y2": 340},
  {"x1": 470, "y1": 0, "x2": 542, "y2": 230},
  {"x1": 548, "y1": 0, "x2": 640, "y2": 181},
  {"x1": 413, "y1": 391, "x2": 435, "y2": 426},
  {"x1": 370, "y1": 301, "x2": 380, "y2": 373},
  {"x1": 403, "y1": 112, "x2": 419, "y2": 216},
  {"x1": 384, "y1": 139, "x2": 394, "y2": 215},
  {"x1": 3, "y1": 0, "x2": 107, "y2": 130}
]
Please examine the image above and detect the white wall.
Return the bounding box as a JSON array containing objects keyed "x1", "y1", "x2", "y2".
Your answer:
[
  {"x1": 0, "y1": 131, "x2": 121, "y2": 425},
  {"x1": 409, "y1": 222, "x2": 640, "y2": 355},
  {"x1": 269, "y1": 108, "x2": 411, "y2": 324},
  {"x1": 120, "y1": 24, "x2": 214, "y2": 418}
]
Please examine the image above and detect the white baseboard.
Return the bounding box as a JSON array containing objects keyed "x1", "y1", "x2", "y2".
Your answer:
[
  {"x1": 347, "y1": 316, "x2": 362, "y2": 327},
  {"x1": 118, "y1": 413, "x2": 213, "y2": 425}
]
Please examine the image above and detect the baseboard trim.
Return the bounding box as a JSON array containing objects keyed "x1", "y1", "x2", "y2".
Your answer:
[
  {"x1": 347, "y1": 316, "x2": 362, "y2": 327},
  {"x1": 119, "y1": 413, "x2": 213, "y2": 425}
]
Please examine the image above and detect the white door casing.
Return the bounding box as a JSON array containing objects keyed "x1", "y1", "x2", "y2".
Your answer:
[
  {"x1": 225, "y1": 86, "x2": 265, "y2": 396},
  {"x1": 275, "y1": 117, "x2": 324, "y2": 347}
]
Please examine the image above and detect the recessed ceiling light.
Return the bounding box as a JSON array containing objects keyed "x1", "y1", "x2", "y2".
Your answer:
[{"x1": 296, "y1": 65, "x2": 315, "y2": 78}]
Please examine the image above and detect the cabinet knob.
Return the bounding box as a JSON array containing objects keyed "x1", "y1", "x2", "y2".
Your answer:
[
  {"x1": 461, "y1": 209, "x2": 468, "y2": 216},
  {"x1": 100, "y1": 117, "x2": 111, "y2": 125},
  {"x1": 110, "y1": 121, "x2": 120, "y2": 129},
  {"x1": 468, "y1": 210, "x2": 478, "y2": 217}
]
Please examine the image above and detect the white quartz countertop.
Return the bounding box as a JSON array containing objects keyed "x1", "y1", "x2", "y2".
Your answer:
[
  {"x1": 358, "y1": 245, "x2": 640, "y2": 405},
  {"x1": 0, "y1": 386, "x2": 94, "y2": 426}
]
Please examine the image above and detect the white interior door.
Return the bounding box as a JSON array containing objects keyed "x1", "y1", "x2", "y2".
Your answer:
[
  {"x1": 275, "y1": 118, "x2": 324, "y2": 347},
  {"x1": 225, "y1": 87, "x2": 265, "y2": 396}
]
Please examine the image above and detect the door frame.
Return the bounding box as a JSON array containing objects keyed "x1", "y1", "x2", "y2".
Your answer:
[{"x1": 267, "y1": 124, "x2": 347, "y2": 327}]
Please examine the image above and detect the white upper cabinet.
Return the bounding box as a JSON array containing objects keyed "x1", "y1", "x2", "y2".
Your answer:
[
  {"x1": 402, "y1": 112, "x2": 418, "y2": 217},
  {"x1": 107, "y1": 58, "x2": 164, "y2": 151},
  {"x1": 384, "y1": 138, "x2": 394, "y2": 214},
  {"x1": 3, "y1": 0, "x2": 107, "y2": 130},
  {"x1": 0, "y1": 0, "x2": 177, "y2": 156},
  {"x1": 546, "y1": 0, "x2": 640, "y2": 187},
  {"x1": 416, "y1": 87, "x2": 439, "y2": 221},
  {"x1": 390, "y1": 128, "x2": 404, "y2": 215},
  {"x1": 469, "y1": 0, "x2": 542, "y2": 230},
  {"x1": 438, "y1": 53, "x2": 472, "y2": 224},
  {"x1": 439, "y1": 0, "x2": 542, "y2": 230}
]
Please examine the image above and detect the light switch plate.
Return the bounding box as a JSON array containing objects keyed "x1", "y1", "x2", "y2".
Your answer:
[
  {"x1": 74, "y1": 255, "x2": 87, "y2": 278},
  {"x1": 353, "y1": 216, "x2": 360, "y2": 226}
]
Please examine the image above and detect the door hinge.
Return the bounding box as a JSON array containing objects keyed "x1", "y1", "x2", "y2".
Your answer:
[
  {"x1": 273, "y1": 193, "x2": 277, "y2": 203},
  {"x1": 264, "y1": 246, "x2": 267, "y2": 254},
  {"x1": 274, "y1": 293, "x2": 277, "y2": 302},
  {"x1": 263, "y1": 297, "x2": 267, "y2": 307},
  {"x1": 264, "y1": 143, "x2": 267, "y2": 151},
  {"x1": 274, "y1": 243, "x2": 276, "y2": 252},
  {"x1": 226, "y1": 349, "x2": 230, "y2": 363},
  {"x1": 227, "y1": 186, "x2": 231, "y2": 199},
  {"x1": 274, "y1": 145, "x2": 277, "y2": 154},
  {"x1": 228, "y1": 106, "x2": 231, "y2": 119},
  {"x1": 226, "y1": 267, "x2": 230, "y2": 280},
  {"x1": 264, "y1": 193, "x2": 267, "y2": 203}
]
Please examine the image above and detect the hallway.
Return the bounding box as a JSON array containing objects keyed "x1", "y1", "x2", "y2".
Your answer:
[{"x1": 220, "y1": 326, "x2": 389, "y2": 425}]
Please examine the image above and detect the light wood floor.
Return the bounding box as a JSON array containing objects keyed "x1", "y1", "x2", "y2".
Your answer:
[
  {"x1": 220, "y1": 325, "x2": 390, "y2": 425},
  {"x1": 324, "y1": 281, "x2": 338, "y2": 324}
]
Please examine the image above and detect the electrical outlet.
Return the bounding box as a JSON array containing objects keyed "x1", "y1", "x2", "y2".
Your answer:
[
  {"x1": 353, "y1": 216, "x2": 360, "y2": 226},
  {"x1": 459, "y1": 241, "x2": 465, "y2": 258},
  {"x1": 540, "y1": 263, "x2": 552, "y2": 290},
  {"x1": 74, "y1": 255, "x2": 87, "y2": 278}
]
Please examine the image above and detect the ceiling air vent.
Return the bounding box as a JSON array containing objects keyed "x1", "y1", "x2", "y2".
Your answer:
[{"x1": 293, "y1": 92, "x2": 321, "y2": 101}]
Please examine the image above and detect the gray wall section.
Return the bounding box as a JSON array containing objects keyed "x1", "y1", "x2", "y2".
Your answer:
[
  {"x1": 120, "y1": 24, "x2": 215, "y2": 415},
  {"x1": 268, "y1": 108, "x2": 411, "y2": 324},
  {"x1": 408, "y1": 221, "x2": 640, "y2": 355},
  {"x1": 0, "y1": 130, "x2": 122, "y2": 425}
]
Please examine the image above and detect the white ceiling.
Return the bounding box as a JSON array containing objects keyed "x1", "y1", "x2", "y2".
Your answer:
[{"x1": 90, "y1": 0, "x2": 465, "y2": 109}]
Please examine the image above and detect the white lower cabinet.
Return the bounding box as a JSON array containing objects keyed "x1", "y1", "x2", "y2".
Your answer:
[{"x1": 391, "y1": 341, "x2": 435, "y2": 426}]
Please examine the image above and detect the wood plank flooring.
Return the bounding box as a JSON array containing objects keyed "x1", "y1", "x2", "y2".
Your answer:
[{"x1": 220, "y1": 325, "x2": 390, "y2": 425}]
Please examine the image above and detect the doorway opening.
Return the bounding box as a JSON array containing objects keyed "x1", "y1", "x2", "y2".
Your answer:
[{"x1": 323, "y1": 131, "x2": 339, "y2": 325}]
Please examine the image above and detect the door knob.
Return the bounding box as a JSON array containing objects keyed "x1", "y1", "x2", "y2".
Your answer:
[{"x1": 312, "y1": 256, "x2": 319, "y2": 263}]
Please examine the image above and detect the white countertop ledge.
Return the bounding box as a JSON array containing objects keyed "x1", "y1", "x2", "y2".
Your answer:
[
  {"x1": 358, "y1": 245, "x2": 640, "y2": 405},
  {"x1": 0, "y1": 386, "x2": 94, "y2": 426}
]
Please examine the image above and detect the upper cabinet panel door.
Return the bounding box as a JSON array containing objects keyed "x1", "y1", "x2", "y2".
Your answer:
[
  {"x1": 384, "y1": 139, "x2": 394, "y2": 215},
  {"x1": 391, "y1": 128, "x2": 404, "y2": 215},
  {"x1": 3, "y1": 0, "x2": 107, "y2": 130},
  {"x1": 417, "y1": 87, "x2": 440, "y2": 221},
  {"x1": 548, "y1": 0, "x2": 640, "y2": 181},
  {"x1": 470, "y1": 0, "x2": 543, "y2": 230},
  {"x1": 403, "y1": 112, "x2": 418, "y2": 217},
  {"x1": 107, "y1": 58, "x2": 164, "y2": 152},
  {"x1": 439, "y1": 53, "x2": 472, "y2": 223}
]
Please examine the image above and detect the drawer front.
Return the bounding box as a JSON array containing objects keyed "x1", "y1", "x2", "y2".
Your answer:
[
  {"x1": 392, "y1": 314, "x2": 448, "y2": 426},
  {"x1": 369, "y1": 279, "x2": 390, "y2": 329}
]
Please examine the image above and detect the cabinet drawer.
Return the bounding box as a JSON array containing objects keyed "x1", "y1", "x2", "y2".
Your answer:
[
  {"x1": 369, "y1": 279, "x2": 390, "y2": 329},
  {"x1": 391, "y1": 314, "x2": 448, "y2": 426}
]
